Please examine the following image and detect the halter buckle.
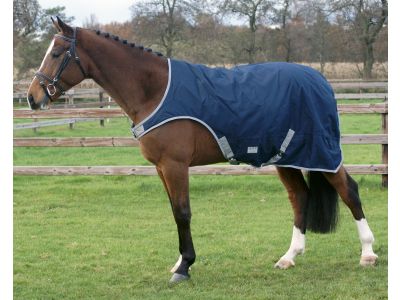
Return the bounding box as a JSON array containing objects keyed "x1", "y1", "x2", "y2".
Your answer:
[{"x1": 47, "y1": 84, "x2": 57, "y2": 96}]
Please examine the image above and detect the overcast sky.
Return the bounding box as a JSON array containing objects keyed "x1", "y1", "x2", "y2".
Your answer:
[{"x1": 38, "y1": 0, "x2": 137, "y2": 26}]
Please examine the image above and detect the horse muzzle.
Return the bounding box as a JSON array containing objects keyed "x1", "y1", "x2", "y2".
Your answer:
[{"x1": 27, "y1": 94, "x2": 50, "y2": 110}]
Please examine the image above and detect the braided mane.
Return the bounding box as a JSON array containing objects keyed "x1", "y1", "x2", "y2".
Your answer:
[{"x1": 94, "y1": 29, "x2": 164, "y2": 57}]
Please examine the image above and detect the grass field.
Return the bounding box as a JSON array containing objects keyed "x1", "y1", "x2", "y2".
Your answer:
[
  {"x1": 13, "y1": 99, "x2": 388, "y2": 299},
  {"x1": 13, "y1": 175, "x2": 387, "y2": 299}
]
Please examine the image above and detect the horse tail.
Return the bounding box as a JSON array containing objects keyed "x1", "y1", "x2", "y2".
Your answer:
[{"x1": 305, "y1": 171, "x2": 339, "y2": 233}]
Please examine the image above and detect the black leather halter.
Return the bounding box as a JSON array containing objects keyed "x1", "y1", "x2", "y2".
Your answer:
[{"x1": 35, "y1": 27, "x2": 87, "y2": 102}]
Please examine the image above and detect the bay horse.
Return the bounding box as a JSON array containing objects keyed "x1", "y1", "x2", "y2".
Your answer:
[{"x1": 27, "y1": 17, "x2": 378, "y2": 284}]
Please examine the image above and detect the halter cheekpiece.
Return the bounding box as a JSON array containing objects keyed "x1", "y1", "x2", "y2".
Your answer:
[{"x1": 34, "y1": 27, "x2": 87, "y2": 101}]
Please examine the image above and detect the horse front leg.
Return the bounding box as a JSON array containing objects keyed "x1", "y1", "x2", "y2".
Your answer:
[
  {"x1": 156, "y1": 167, "x2": 189, "y2": 274},
  {"x1": 158, "y1": 162, "x2": 195, "y2": 283}
]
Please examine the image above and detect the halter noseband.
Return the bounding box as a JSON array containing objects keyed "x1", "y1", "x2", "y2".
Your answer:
[{"x1": 35, "y1": 27, "x2": 87, "y2": 102}]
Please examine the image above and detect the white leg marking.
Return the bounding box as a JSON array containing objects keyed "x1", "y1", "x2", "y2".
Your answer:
[
  {"x1": 356, "y1": 218, "x2": 378, "y2": 266},
  {"x1": 275, "y1": 226, "x2": 305, "y2": 269},
  {"x1": 170, "y1": 255, "x2": 182, "y2": 273}
]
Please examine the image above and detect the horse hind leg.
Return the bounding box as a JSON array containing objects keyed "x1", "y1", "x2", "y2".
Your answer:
[
  {"x1": 275, "y1": 167, "x2": 308, "y2": 269},
  {"x1": 323, "y1": 166, "x2": 378, "y2": 266}
]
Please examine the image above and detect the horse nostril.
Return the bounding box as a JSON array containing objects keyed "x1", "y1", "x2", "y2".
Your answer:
[
  {"x1": 27, "y1": 94, "x2": 38, "y2": 110},
  {"x1": 27, "y1": 94, "x2": 33, "y2": 105}
]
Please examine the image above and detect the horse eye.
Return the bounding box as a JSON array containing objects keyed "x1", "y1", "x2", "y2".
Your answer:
[
  {"x1": 51, "y1": 48, "x2": 65, "y2": 58},
  {"x1": 51, "y1": 52, "x2": 61, "y2": 58}
]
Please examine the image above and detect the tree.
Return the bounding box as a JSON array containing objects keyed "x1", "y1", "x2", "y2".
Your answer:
[
  {"x1": 277, "y1": 0, "x2": 292, "y2": 62},
  {"x1": 219, "y1": 26, "x2": 251, "y2": 65},
  {"x1": 304, "y1": 0, "x2": 334, "y2": 73},
  {"x1": 332, "y1": 0, "x2": 388, "y2": 79},
  {"x1": 13, "y1": 0, "x2": 388, "y2": 77},
  {"x1": 102, "y1": 21, "x2": 137, "y2": 42},
  {"x1": 274, "y1": 0, "x2": 313, "y2": 62},
  {"x1": 13, "y1": 0, "x2": 41, "y2": 36},
  {"x1": 13, "y1": 1, "x2": 74, "y2": 77},
  {"x1": 83, "y1": 14, "x2": 101, "y2": 30},
  {"x1": 131, "y1": 0, "x2": 196, "y2": 57},
  {"x1": 188, "y1": 13, "x2": 225, "y2": 65},
  {"x1": 312, "y1": 9, "x2": 330, "y2": 73},
  {"x1": 37, "y1": 6, "x2": 74, "y2": 40},
  {"x1": 221, "y1": 0, "x2": 274, "y2": 63}
]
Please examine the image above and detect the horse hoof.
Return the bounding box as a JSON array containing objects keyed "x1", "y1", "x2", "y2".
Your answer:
[
  {"x1": 360, "y1": 254, "x2": 378, "y2": 266},
  {"x1": 274, "y1": 259, "x2": 295, "y2": 269},
  {"x1": 169, "y1": 273, "x2": 190, "y2": 285}
]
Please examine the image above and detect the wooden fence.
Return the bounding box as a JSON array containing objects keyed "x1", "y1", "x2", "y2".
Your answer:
[
  {"x1": 13, "y1": 79, "x2": 388, "y2": 104},
  {"x1": 14, "y1": 118, "x2": 102, "y2": 130},
  {"x1": 13, "y1": 165, "x2": 387, "y2": 176},
  {"x1": 13, "y1": 81, "x2": 388, "y2": 186}
]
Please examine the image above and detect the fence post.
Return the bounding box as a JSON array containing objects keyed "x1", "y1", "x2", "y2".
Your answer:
[
  {"x1": 68, "y1": 93, "x2": 74, "y2": 129},
  {"x1": 99, "y1": 91, "x2": 105, "y2": 127},
  {"x1": 33, "y1": 118, "x2": 37, "y2": 133},
  {"x1": 381, "y1": 97, "x2": 388, "y2": 188},
  {"x1": 107, "y1": 96, "x2": 112, "y2": 124}
]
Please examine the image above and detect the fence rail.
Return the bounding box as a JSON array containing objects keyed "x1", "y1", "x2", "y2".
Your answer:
[
  {"x1": 14, "y1": 94, "x2": 388, "y2": 109},
  {"x1": 14, "y1": 118, "x2": 102, "y2": 130},
  {"x1": 13, "y1": 80, "x2": 387, "y2": 106},
  {"x1": 13, "y1": 134, "x2": 387, "y2": 147},
  {"x1": 13, "y1": 164, "x2": 388, "y2": 176},
  {"x1": 334, "y1": 93, "x2": 387, "y2": 100},
  {"x1": 13, "y1": 79, "x2": 388, "y2": 92},
  {"x1": 12, "y1": 103, "x2": 389, "y2": 119},
  {"x1": 330, "y1": 81, "x2": 387, "y2": 89}
]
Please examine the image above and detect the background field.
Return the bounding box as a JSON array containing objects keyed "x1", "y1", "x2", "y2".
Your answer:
[
  {"x1": 14, "y1": 175, "x2": 387, "y2": 300},
  {"x1": 13, "y1": 98, "x2": 388, "y2": 299}
]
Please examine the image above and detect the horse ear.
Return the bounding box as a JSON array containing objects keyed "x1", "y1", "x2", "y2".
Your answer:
[
  {"x1": 55, "y1": 16, "x2": 73, "y2": 36},
  {"x1": 51, "y1": 16, "x2": 62, "y2": 32}
]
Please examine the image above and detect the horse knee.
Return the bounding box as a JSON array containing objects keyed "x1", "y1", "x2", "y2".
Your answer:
[{"x1": 173, "y1": 206, "x2": 192, "y2": 225}]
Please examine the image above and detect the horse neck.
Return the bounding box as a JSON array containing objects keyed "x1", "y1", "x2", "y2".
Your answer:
[{"x1": 79, "y1": 30, "x2": 169, "y2": 124}]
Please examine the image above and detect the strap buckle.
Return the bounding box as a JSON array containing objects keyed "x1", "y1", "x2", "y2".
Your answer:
[
  {"x1": 46, "y1": 83, "x2": 57, "y2": 96},
  {"x1": 131, "y1": 124, "x2": 144, "y2": 139}
]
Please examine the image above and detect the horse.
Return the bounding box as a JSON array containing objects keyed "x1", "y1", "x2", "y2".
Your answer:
[{"x1": 27, "y1": 17, "x2": 378, "y2": 284}]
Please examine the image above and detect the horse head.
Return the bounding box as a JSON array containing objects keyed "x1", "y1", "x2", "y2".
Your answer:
[{"x1": 27, "y1": 16, "x2": 88, "y2": 110}]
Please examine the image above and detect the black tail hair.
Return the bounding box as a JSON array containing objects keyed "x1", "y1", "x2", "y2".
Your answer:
[{"x1": 306, "y1": 171, "x2": 339, "y2": 233}]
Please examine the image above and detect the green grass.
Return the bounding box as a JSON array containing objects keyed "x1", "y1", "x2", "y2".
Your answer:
[
  {"x1": 14, "y1": 175, "x2": 387, "y2": 299},
  {"x1": 13, "y1": 100, "x2": 387, "y2": 299}
]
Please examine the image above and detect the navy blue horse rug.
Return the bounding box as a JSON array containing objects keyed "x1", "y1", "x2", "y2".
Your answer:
[{"x1": 132, "y1": 59, "x2": 343, "y2": 172}]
